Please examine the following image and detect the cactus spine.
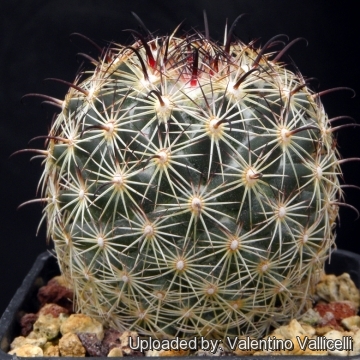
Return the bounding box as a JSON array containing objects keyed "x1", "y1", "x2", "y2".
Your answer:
[{"x1": 24, "y1": 20, "x2": 346, "y2": 340}]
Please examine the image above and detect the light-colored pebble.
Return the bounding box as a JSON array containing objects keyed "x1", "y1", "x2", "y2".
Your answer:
[
  {"x1": 159, "y1": 349, "x2": 190, "y2": 356},
  {"x1": 108, "y1": 347, "x2": 123, "y2": 357},
  {"x1": 10, "y1": 335, "x2": 47, "y2": 350},
  {"x1": 324, "y1": 329, "x2": 349, "y2": 356},
  {"x1": 33, "y1": 314, "x2": 61, "y2": 340},
  {"x1": 58, "y1": 332, "x2": 86, "y2": 357},
  {"x1": 8, "y1": 344, "x2": 44, "y2": 357},
  {"x1": 349, "y1": 329, "x2": 360, "y2": 355},
  {"x1": 119, "y1": 330, "x2": 138, "y2": 347},
  {"x1": 38, "y1": 303, "x2": 68, "y2": 317},
  {"x1": 59, "y1": 313, "x2": 69, "y2": 323},
  {"x1": 301, "y1": 324, "x2": 316, "y2": 336},
  {"x1": 272, "y1": 319, "x2": 308, "y2": 339},
  {"x1": 145, "y1": 349, "x2": 161, "y2": 357},
  {"x1": 316, "y1": 273, "x2": 360, "y2": 307},
  {"x1": 315, "y1": 326, "x2": 337, "y2": 336},
  {"x1": 60, "y1": 314, "x2": 104, "y2": 341},
  {"x1": 43, "y1": 343, "x2": 60, "y2": 357},
  {"x1": 119, "y1": 330, "x2": 139, "y2": 355},
  {"x1": 342, "y1": 315, "x2": 360, "y2": 331},
  {"x1": 51, "y1": 275, "x2": 72, "y2": 289}
]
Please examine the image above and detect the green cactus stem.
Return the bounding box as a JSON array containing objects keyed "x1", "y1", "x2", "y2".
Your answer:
[{"x1": 20, "y1": 17, "x2": 356, "y2": 341}]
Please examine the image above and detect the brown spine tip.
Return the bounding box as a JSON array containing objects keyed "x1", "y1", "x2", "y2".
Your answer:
[
  {"x1": 131, "y1": 12, "x2": 153, "y2": 38},
  {"x1": 328, "y1": 116, "x2": 355, "y2": 123},
  {"x1": 313, "y1": 87, "x2": 356, "y2": 99},
  {"x1": 10, "y1": 149, "x2": 49, "y2": 159},
  {"x1": 328, "y1": 123, "x2": 360, "y2": 133},
  {"x1": 273, "y1": 37, "x2": 308, "y2": 63},
  {"x1": 21, "y1": 93, "x2": 63, "y2": 108},
  {"x1": 122, "y1": 46, "x2": 149, "y2": 81},
  {"x1": 191, "y1": 48, "x2": 199, "y2": 87},
  {"x1": 123, "y1": 29, "x2": 156, "y2": 69},
  {"x1": 44, "y1": 78, "x2": 89, "y2": 96},
  {"x1": 253, "y1": 34, "x2": 289, "y2": 68},
  {"x1": 224, "y1": 14, "x2": 247, "y2": 54},
  {"x1": 287, "y1": 125, "x2": 319, "y2": 136},
  {"x1": 331, "y1": 201, "x2": 359, "y2": 220},
  {"x1": 233, "y1": 68, "x2": 259, "y2": 90},
  {"x1": 337, "y1": 157, "x2": 360, "y2": 165},
  {"x1": 148, "y1": 90, "x2": 165, "y2": 107},
  {"x1": 80, "y1": 124, "x2": 107, "y2": 138},
  {"x1": 203, "y1": 10, "x2": 210, "y2": 41},
  {"x1": 214, "y1": 118, "x2": 231, "y2": 132},
  {"x1": 76, "y1": 53, "x2": 100, "y2": 66},
  {"x1": 70, "y1": 32, "x2": 103, "y2": 53}
]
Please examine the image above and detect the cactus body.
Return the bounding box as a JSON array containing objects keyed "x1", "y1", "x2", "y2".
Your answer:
[{"x1": 33, "y1": 28, "x2": 342, "y2": 340}]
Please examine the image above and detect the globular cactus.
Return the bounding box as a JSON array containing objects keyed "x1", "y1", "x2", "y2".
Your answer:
[{"x1": 21, "y1": 16, "x2": 354, "y2": 340}]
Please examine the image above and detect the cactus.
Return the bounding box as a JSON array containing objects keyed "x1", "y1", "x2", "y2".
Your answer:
[{"x1": 21, "y1": 16, "x2": 352, "y2": 340}]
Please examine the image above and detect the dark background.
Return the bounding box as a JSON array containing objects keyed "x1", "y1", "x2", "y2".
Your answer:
[{"x1": 1, "y1": 0, "x2": 359, "y2": 315}]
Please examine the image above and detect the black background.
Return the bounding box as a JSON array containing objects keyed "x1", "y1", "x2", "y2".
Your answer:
[{"x1": 1, "y1": 0, "x2": 359, "y2": 316}]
